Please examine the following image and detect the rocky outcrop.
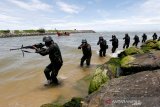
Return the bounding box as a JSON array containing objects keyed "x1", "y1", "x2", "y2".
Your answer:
[
  {"x1": 118, "y1": 47, "x2": 144, "y2": 58},
  {"x1": 120, "y1": 51, "x2": 160, "y2": 75},
  {"x1": 83, "y1": 40, "x2": 160, "y2": 107},
  {"x1": 88, "y1": 66, "x2": 109, "y2": 94},
  {"x1": 88, "y1": 58, "x2": 120, "y2": 94},
  {"x1": 141, "y1": 40, "x2": 160, "y2": 52},
  {"x1": 83, "y1": 70, "x2": 160, "y2": 107}
]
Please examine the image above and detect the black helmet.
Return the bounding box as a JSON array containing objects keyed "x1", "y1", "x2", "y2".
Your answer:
[
  {"x1": 112, "y1": 35, "x2": 116, "y2": 38},
  {"x1": 43, "y1": 36, "x2": 53, "y2": 42},
  {"x1": 82, "y1": 39, "x2": 87, "y2": 43},
  {"x1": 125, "y1": 33, "x2": 128, "y2": 36},
  {"x1": 99, "y1": 36, "x2": 103, "y2": 40}
]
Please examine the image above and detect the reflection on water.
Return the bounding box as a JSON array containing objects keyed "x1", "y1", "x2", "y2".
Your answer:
[{"x1": 0, "y1": 32, "x2": 157, "y2": 107}]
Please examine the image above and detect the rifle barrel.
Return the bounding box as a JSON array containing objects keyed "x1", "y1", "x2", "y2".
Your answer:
[{"x1": 10, "y1": 48, "x2": 21, "y2": 51}]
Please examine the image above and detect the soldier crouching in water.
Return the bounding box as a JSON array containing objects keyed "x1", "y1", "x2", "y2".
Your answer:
[
  {"x1": 110, "y1": 35, "x2": 119, "y2": 53},
  {"x1": 97, "y1": 36, "x2": 108, "y2": 57},
  {"x1": 78, "y1": 39, "x2": 92, "y2": 66},
  {"x1": 36, "y1": 36, "x2": 63, "y2": 85}
]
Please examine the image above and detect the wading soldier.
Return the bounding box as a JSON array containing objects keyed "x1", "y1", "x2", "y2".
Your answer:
[
  {"x1": 110, "y1": 35, "x2": 119, "y2": 53},
  {"x1": 132, "y1": 35, "x2": 140, "y2": 47},
  {"x1": 36, "y1": 36, "x2": 63, "y2": 85},
  {"x1": 97, "y1": 36, "x2": 108, "y2": 57},
  {"x1": 123, "y1": 33, "x2": 130, "y2": 49},
  {"x1": 142, "y1": 33, "x2": 147, "y2": 43},
  {"x1": 78, "y1": 39, "x2": 92, "y2": 66},
  {"x1": 152, "y1": 33, "x2": 158, "y2": 40}
]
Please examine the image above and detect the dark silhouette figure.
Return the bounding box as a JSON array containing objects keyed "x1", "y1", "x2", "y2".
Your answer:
[
  {"x1": 36, "y1": 36, "x2": 63, "y2": 85},
  {"x1": 158, "y1": 37, "x2": 160, "y2": 41},
  {"x1": 152, "y1": 33, "x2": 158, "y2": 40},
  {"x1": 123, "y1": 34, "x2": 130, "y2": 49},
  {"x1": 142, "y1": 33, "x2": 147, "y2": 43},
  {"x1": 78, "y1": 39, "x2": 92, "y2": 66},
  {"x1": 110, "y1": 35, "x2": 119, "y2": 53},
  {"x1": 132, "y1": 35, "x2": 140, "y2": 47},
  {"x1": 97, "y1": 36, "x2": 108, "y2": 57}
]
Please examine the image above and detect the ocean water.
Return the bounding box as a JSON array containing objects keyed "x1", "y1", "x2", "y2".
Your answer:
[{"x1": 0, "y1": 32, "x2": 159, "y2": 107}]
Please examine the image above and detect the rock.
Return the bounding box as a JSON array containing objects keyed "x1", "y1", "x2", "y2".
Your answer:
[
  {"x1": 120, "y1": 51, "x2": 160, "y2": 75},
  {"x1": 63, "y1": 97, "x2": 83, "y2": 107},
  {"x1": 83, "y1": 70, "x2": 160, "y2": 107},
  {"x1": 88, "y1": 66, "x2": 109, "y2": 94},
  {"x1": 88, "y1": 58, "x2": 120, "y2": 94},
  {"x1": 106, "y1": 58, "x2": 121, "y2": 75},
  {"x1": 118, "y1": 47, "x2": 144, "y2": 58},
  {"x1": 156, "y1": 41, "x2": 160, "y2": 50},
  {"x1": 141, "y1": 40, "x2": 159, "y2": 52},
  {"x1": 120, "y1": 56, "x2": 135, "y2": 68}
]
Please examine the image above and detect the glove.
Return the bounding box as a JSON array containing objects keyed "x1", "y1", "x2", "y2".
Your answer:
[{"x1": 35, "y1": 48, "x2": 41, "y2": 53}]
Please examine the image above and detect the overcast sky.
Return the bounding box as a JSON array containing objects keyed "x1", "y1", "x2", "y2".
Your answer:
[{"x1": 0, "y1": 0, "x2": 160, "y2": 31}]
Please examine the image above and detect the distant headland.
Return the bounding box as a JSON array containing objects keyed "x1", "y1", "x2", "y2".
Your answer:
[{"x1": 0, "y1": 29, "x2": 96, "y2": 38}]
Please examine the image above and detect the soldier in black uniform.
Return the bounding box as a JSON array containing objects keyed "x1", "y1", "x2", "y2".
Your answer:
[
  {"x1": 142, "y1": 33, "x2": 147, "y2": 43},
  {"x1": 132, "y1": 35, "x2": 140, "y2": 47},
  {"x1": 123, "y1": 34, "x2": 130, "y2": 49},
  {"x1": 97, "y1": 36, "x2": 108, "y2": 57},
  {"x1": 152, "y1": 33, "x2": 158, "y2": 40},
  {"x1": 78, "y1": 39, "x2": 92, "y2": 66},
  {"x1": 36, "y1": 36, "x2": 63, "y2": 85},
  {"x1": 110, "y1": 35, "x2": 118, "y2": 53}
]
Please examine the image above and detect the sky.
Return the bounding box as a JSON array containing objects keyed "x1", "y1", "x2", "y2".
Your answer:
[{"x1": 0, "y1": 0, "x2": 160, "y2": 31}]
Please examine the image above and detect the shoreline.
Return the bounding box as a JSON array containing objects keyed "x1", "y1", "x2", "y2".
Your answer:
[{"x1": 0, "y1": 30, "x2": 96, "y2": 38}]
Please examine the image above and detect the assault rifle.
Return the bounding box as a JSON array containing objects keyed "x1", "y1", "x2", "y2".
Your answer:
[{"x1": 10, "y1": 43, "x2": 45, "y2": 57}]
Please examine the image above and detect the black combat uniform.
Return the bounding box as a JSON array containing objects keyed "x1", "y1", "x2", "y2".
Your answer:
[
  {"x1": 78, "y1": 40, "x2": 92, "y2": 66},
  {"x1": 142, "y1": 33, "x2": 147, "y2": 43},
  {"x1": 123, "y1": 34, "x2": 130, "y2": 49},
  {"x1": 152, "y1": 33, "x2": 158, "y2": 40},
  {"x1": 37, "y1": 36, "x2": 63, "y2": 85},
  {"x1": 132, "y1": 35, "x2": 140, "y2": 47},
  {"x1": 110, "y1": 35, "x2": 119, "y2": 53},
  {"x1": 97, "y1": 36, "x2": 108, "y2": 57}
]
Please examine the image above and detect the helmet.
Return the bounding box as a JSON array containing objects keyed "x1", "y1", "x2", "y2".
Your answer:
[
  {"x1": 82, "y1": 39, "x2": 87, "y2": 43},
  {"x1": 43, "y1": 36, "x2": 53, "y2": 42},
  {"x1": 125, "y1": 33, "x2": 128, "y2": 37},
  {"x1": 99, "y1": 36, "x2": 103, "y2": 40},
  {"x1": 112, "y1": 35, "x2": 115, "y2": 38}
]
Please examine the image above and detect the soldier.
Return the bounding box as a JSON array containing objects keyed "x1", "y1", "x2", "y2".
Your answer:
[
  {"x1": 110, "y1": 35, "x2": 119, "y2": 53},
  {"x1": 123, "y1": 33, "x2": 130, "y2": 49},
  {"x1": 158, "y1": 37, "x2": 160, "y2": 41},
  {"x1": 97, "y1": 36, "x2": 108, "y2": 57},
  {"x1": 78, "y1": 39, "x2": 92, "y2": 66},
  {"x1": 36, "y1": 36, "x2": 63, "y2": 85},
  {"x1": 152, "y1": 33, "x2": 158, "y2": 40},
  {"x1": 142, "y1": 33, "x2": 147, "y2": 43},
  {"x1": 132, "y1": 35, "x2": 140, "y2": 47}
]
